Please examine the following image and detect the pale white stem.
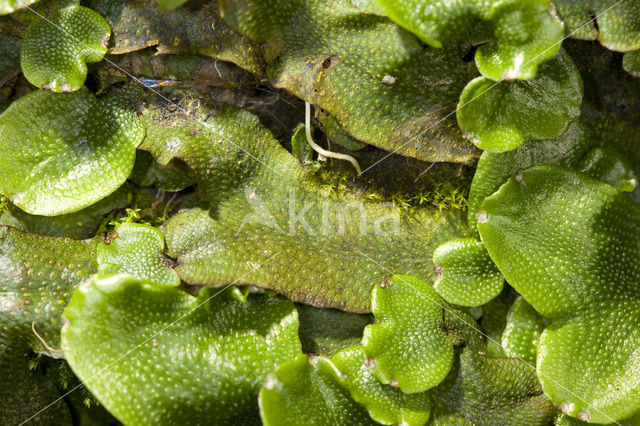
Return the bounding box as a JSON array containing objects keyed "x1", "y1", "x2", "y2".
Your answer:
[
  {"x1": 32, "y1": 322, "x2": 64, "y2": 359},
  {"x1": 305, "y1": 102, "x2": 362, "y2": 175}
]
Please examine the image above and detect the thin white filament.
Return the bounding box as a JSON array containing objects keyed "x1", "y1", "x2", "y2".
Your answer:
[{"x1": 305, "y1": 102, "x2": 362, "y2": 175}]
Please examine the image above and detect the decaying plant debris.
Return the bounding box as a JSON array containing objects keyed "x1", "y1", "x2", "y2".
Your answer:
[{"x1": 1, "y1": 0, "x2": 640, "y2": 425}]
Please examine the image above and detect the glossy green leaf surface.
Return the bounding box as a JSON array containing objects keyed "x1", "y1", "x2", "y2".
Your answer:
[
  {"x1": 1, "y1": 226, "x2": 97, "y2": 350},
  {"x1": 0, "y1": 89, "x2": 144, "y2": 216},
  {"x1": 259, "y1": 353, "x2": 375, "y2": 425},
  {"x1": 474, "y1": 0, "x2": 564, "y2": 81},
  {"x1": 62, "y1": 275, "x2": 301, "y2": 425},
  {"x1": 555, "y1": 410, "x2": 640, "y2": 425},
  {"x1": 0, "y1": 185, "x2": 129, "y2": 239},
  {"x1": 8, "y1": 0, "x2": 79, "y2": 26},
  {"x1": 478, "y1": 165, "x2": 640, "y2": 423},
  {"x1": 576, "y1": 147, "x2": 638, "y2": 192},
  {"x1": 332, "y1": 345, "x2": 432, "y2": 426},
  {"x1": 20, "y1": 6, "x2": 110, "y2": 92},
  {"x1": 349, "y1": 0, "x2": 386, "y2": 15},
  {"x1": 155, "y1": 0, "x2": 187, "y2": 10},
  {"x1": 623, "y1": 50, "x2": 640, "y2": 78},
  {"x1": 555, "y1": 0, "x2": 640, "y2": 51},
  {"x1": 164, "y1": 203, "x2": 464, "y2": 313},
  {"x1": 219, "y1": 0, "x2": 479, "y2": 163},
  {"x1": 2, "y1": 1, "x2": 640, "y2": 424},
  {"x1": 0, "y1": 226, "x2": 97, "y2": 423},
  {"x1": 362, "y1": 275, "x2": 454, "y2": 393},
  {"x1": 432, "y1": 238, "x2": 503, "y2": 307},
  {"x1": 500, "y1": 296, "x2": 545, "y2": 364},
  {"x1": 373, "y1": 0, "x2": 479, "y2": 47},
  {"x1": 143, "y1": 95, "x2": 467, "y2": 313},
  {"x1": 41, "y1": 358, "x2": 120, "y2": 425},
  {"x1": 96, "y1": 222, "x2": 180, "y2": 286},
  {"x1": 430, "y1": 349, "x2": 555, "y2": 424},
  {"x1": 466, "y1": 119, "x2": 591, "y2": 230},
  {"x1": 0, "y1": 0, "x2": 39, "y2": 15},
  {"x1": 457, "y1": 50, "x2": 582, "y2": 153},
  {"x1": 466, "y1": 118, "x2": 636, "y2": 234},
  {"x1": 376, "y1": 0, "x2": 562, "y2": 80}
]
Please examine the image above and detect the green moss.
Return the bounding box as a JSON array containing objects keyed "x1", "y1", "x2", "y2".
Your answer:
[
  {"x1": 2, "y1": 2, "x2": 640, "y2": 424},
  {"x1": 313, "y1": 162, "x2": 470, "y2": 216}
]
